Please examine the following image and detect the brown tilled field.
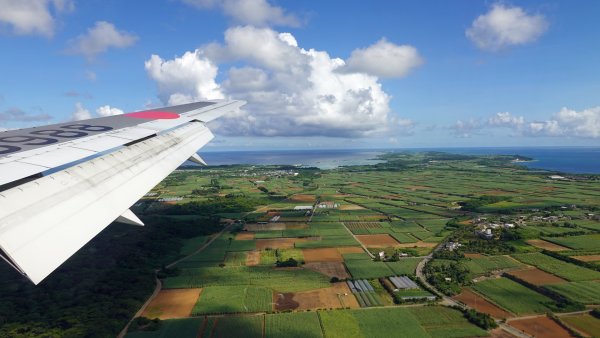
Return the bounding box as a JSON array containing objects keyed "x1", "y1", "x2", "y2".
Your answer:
[
  {"x1": 507, "y1": 268, "x2": 566, "y2": 285},
  {"x1": 256, "y1": 238, "x2": 308, "y2": 250},
  {"x1": 302, "y1": 248, "x2": 343, "y2": 262},
  {"x1": 290, "y1": 194, "x2": 316, "y2": 202},
  {"x1": 572, "y1": 254, "x2": 600, "y2": 262},
  {"x1": 464, "y1": 253, "x2": 484, "y2": 258},
  {"x1": 244, "y1": 223, "x2": 286, "y2": 231},
  {"x1": 489, "y1": 328, "x2": 516, "y2": 338},
  {"x1": 509, "y1": 316, "x2": 572, "y2": 338},
  {"x1": 339, "y1": 203, "x2": 365, "y2": 210},
  {"x1": 356, "y1": 234, "x2": 400, "y2": 247},
  {"x1": 337, "y1": 246, "x2": 366, "y2": 254},
  {"x1": 274, "y1": 282, "x2": 359, "y2": 311},
  {"x1": 526, "y1": 239, "x2": 569, "y2": 251},
  {"x1": 304, "y1": 262, "x2": 350, "y2": 279},
  {"x1": 453, "y1": 288, "x2": 513, "y2": 319},
  {"x1": 395, "y1": 241, "x2": 437, "y2": 248},
  {"x1": 235, "y1": 232, "x2": 255, "y2": 240},
  {"x1": 245, "y1": 251, "x2": 260, "y2": 266},
  {"x1": 142, "y1": 289, "x2": 202, "y2": 319},
  {"x1": 285, "y1": 223, "x2": 309, "y2": 230}
]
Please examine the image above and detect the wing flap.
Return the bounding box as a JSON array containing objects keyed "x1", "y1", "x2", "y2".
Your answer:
[{"x1": 0, "y1": 121, "x2": 214, "y2": 284}]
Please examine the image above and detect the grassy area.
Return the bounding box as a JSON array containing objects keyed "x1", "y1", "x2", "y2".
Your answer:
[
  {"x1": 545, "y1": 281, "x2": 600, "y2": 304},
  {"x1": 385, "y1": 258, "x2": 422, "y2": 276},
  {"x1": 560, "y1": 314, "x2": 600, "y2": 337},
  {"x1": 543, "y1": 234, "x2": 600, "y2": 250},
  {"x1": 345, "y1": 260, "x2": 394, "y2": 279},
  {"x1": 512, "y1": 253, "x2": 600, "y2": 281},
  {"x1": 211, "y1": 315, "x2": 263, "y2": 338},
  {"x1": 163, "y1": 266, "x2": 330, "y2": 292},
  {"x1": 126, "y1": 318, "x2": 203, "y2": 338},
  {"x1": 260, "y1": 248, "x2": 304, "y2": 265},
  {"x1": 472, "y1": 277, "x2": 555, "y2": 315},
  {"x1": 464, "y1": 255, "x2": 523, "y2": 275},
  {"x1": 192, "y1": 285, "x2": 272, "y2": 315},
  {"x1": 265, "y1": 312, "x2": 323, "y2": 338},
  {"x1": 318, "y1": 310, "x2": 362, "y2": 338}
]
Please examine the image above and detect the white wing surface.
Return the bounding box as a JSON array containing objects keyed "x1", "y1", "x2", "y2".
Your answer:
[{"x1": 0, "y1": 100, "x2": 244, "y2": 284}]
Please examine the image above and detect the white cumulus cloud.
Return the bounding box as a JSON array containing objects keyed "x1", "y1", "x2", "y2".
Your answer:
[
  {"x1": 343, "y1": 39, "x2": 423, "y2": 78},
  {"x1": 145, "y1": 50, "x2": 224, "y2": 105},
  {"x1": 452, "y1": 107, "x2": 600, "y2": 138},
  {"x1": 466, "y1": 3, "x2": 548, "y2": 51},
  {"x1": 0, "y1": 0, "x2": 73, "y2": 37},
  {"x1": 71, "y1": 102, "x2": 92, "y2": 121},
  {"x1": 66, "y1": 21, "x2": 137, "y2": 60},
  {"x1": 96, "y1": 105, "x2": 124, "y2": 117},
  {"x1": 487, "y1": 111, "x2": 525, "y2": 128},
  {"x1": 183, "y1": 0, "x2": 299, "y2": 27},
  {"x1": 146, "y1": 26, "x2": 409, "y2": 138},
  {"x1": 527, "y1": 107, "x2": 600, "y2": 138}
]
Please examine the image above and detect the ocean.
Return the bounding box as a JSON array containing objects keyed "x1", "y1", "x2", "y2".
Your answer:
[{"x1": 200, "y1": 147, "x2": 600, "y2": 174}]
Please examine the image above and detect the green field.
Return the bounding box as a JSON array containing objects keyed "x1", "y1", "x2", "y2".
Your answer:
[
  {"x1": 260, "y1": 248, "x2": 303, "y2": 265},
  {"x1": 211, "y1": 315, "x2": 263, "y2": 338},
  {"x1": 318, "y1": 307, "x2": 487, "y2": 338},
  {"x1": 126, "y1": 318, "x2": 203, "y2": 338},
  {"x1": 464, "y1": 255, "x2": 523, "y2": 275},
  {"x1": 560, "y1": 314, "x2": 600, "y2": 337},
  {"x1": 192, "y1": 286, "x2": 272, "y2": 314},
  {"x1": 385, "y1": 258, "x2": 422, "y2": 276},
  {"x1": 512, "y1": 253, "x2": 600, "y2": 281},
  {"x1": 164, "y1": 266, "x2": 330, "y2": 292},
  {"x1": 265, "y1": 312, "x2": 323, "y2": 338},
  {"x1": 545, "y1": 281, "x2": 600, "y2": 304},
  {"x1": 472, "y1": 277, "x2": 555, "y2": 314},
  {"x1": 345, "y1": 260, "x2": 393, "y2": 279},
  {"x1": 543, "y1": 234, "x2": 600, "y2": 250}
]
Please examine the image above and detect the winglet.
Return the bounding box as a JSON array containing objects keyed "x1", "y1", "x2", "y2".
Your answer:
[
  {"x1": 189, "y1": 153, "x2": 207, "y2": 166},
  {"x1": 116, "y1": 209, "x2": 144, "y2": 226}
]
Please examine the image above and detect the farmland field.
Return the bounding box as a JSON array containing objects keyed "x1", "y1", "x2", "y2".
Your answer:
[
  {"x1": 385, "y1": 258, "x2": 422, "y2": 276},
  {"x1": 508, "y1": 316, "x2": 572, "y2": 338},
  {"x1": 345, "y1": 260, "x2": 393, "y2": 279},
  {"x1": 560, "y1": 314, "x2": 600, "y2": 337},
  {"x1": 126, "y1": 318, "x2": 203, "y2": 338},
  {"x1": 265, "y1": 312, "x2": 323, "y2": 338},
  {"x1": 211, "y1": 315, "x2": 263, "y2": 338},
  {"x1": 192, "y1": 286, "x2": 272, "y2": 315},
  {"x1": 506, "y1": 268, "x2": 566, "y2": 285},
  {"x1": 512, "y1": 253, "x2": 600, "y2": 281},
  {"x1": 471, "y1": 277, "x2": 555, "y2": 314},
  {"x1": 164, "y1": 266, "x2": 330, "y2": 292},
  {"x1": 543, "y1": 234, "x2": 600, "y2": 250},
  {"x1": 463, "y1": 255, "x2": 523, "y2": 275},
  {"x1": 545, "y1": 281, "x2": 600, "y2": 304},
  {"x1": 453, "y1": 288, "x2": 513, "y2": 319}
]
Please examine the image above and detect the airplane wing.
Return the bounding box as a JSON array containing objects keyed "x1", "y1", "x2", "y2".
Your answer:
[{"x1": 0, "y1": 100, "x2": 244, "y2": 284}]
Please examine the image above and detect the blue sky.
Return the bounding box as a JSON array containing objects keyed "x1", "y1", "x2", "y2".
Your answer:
[{"x1": 0, "y1": 0, "x2": 599, "y2": 150}]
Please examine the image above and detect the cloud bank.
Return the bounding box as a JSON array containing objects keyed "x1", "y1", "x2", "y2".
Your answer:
[
  {"x1": 453, "y1": 107, "x2": 600, "y2": 138},
  {"x1": 145, "y1": 26, "x2": 420, "y2": 138}
]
